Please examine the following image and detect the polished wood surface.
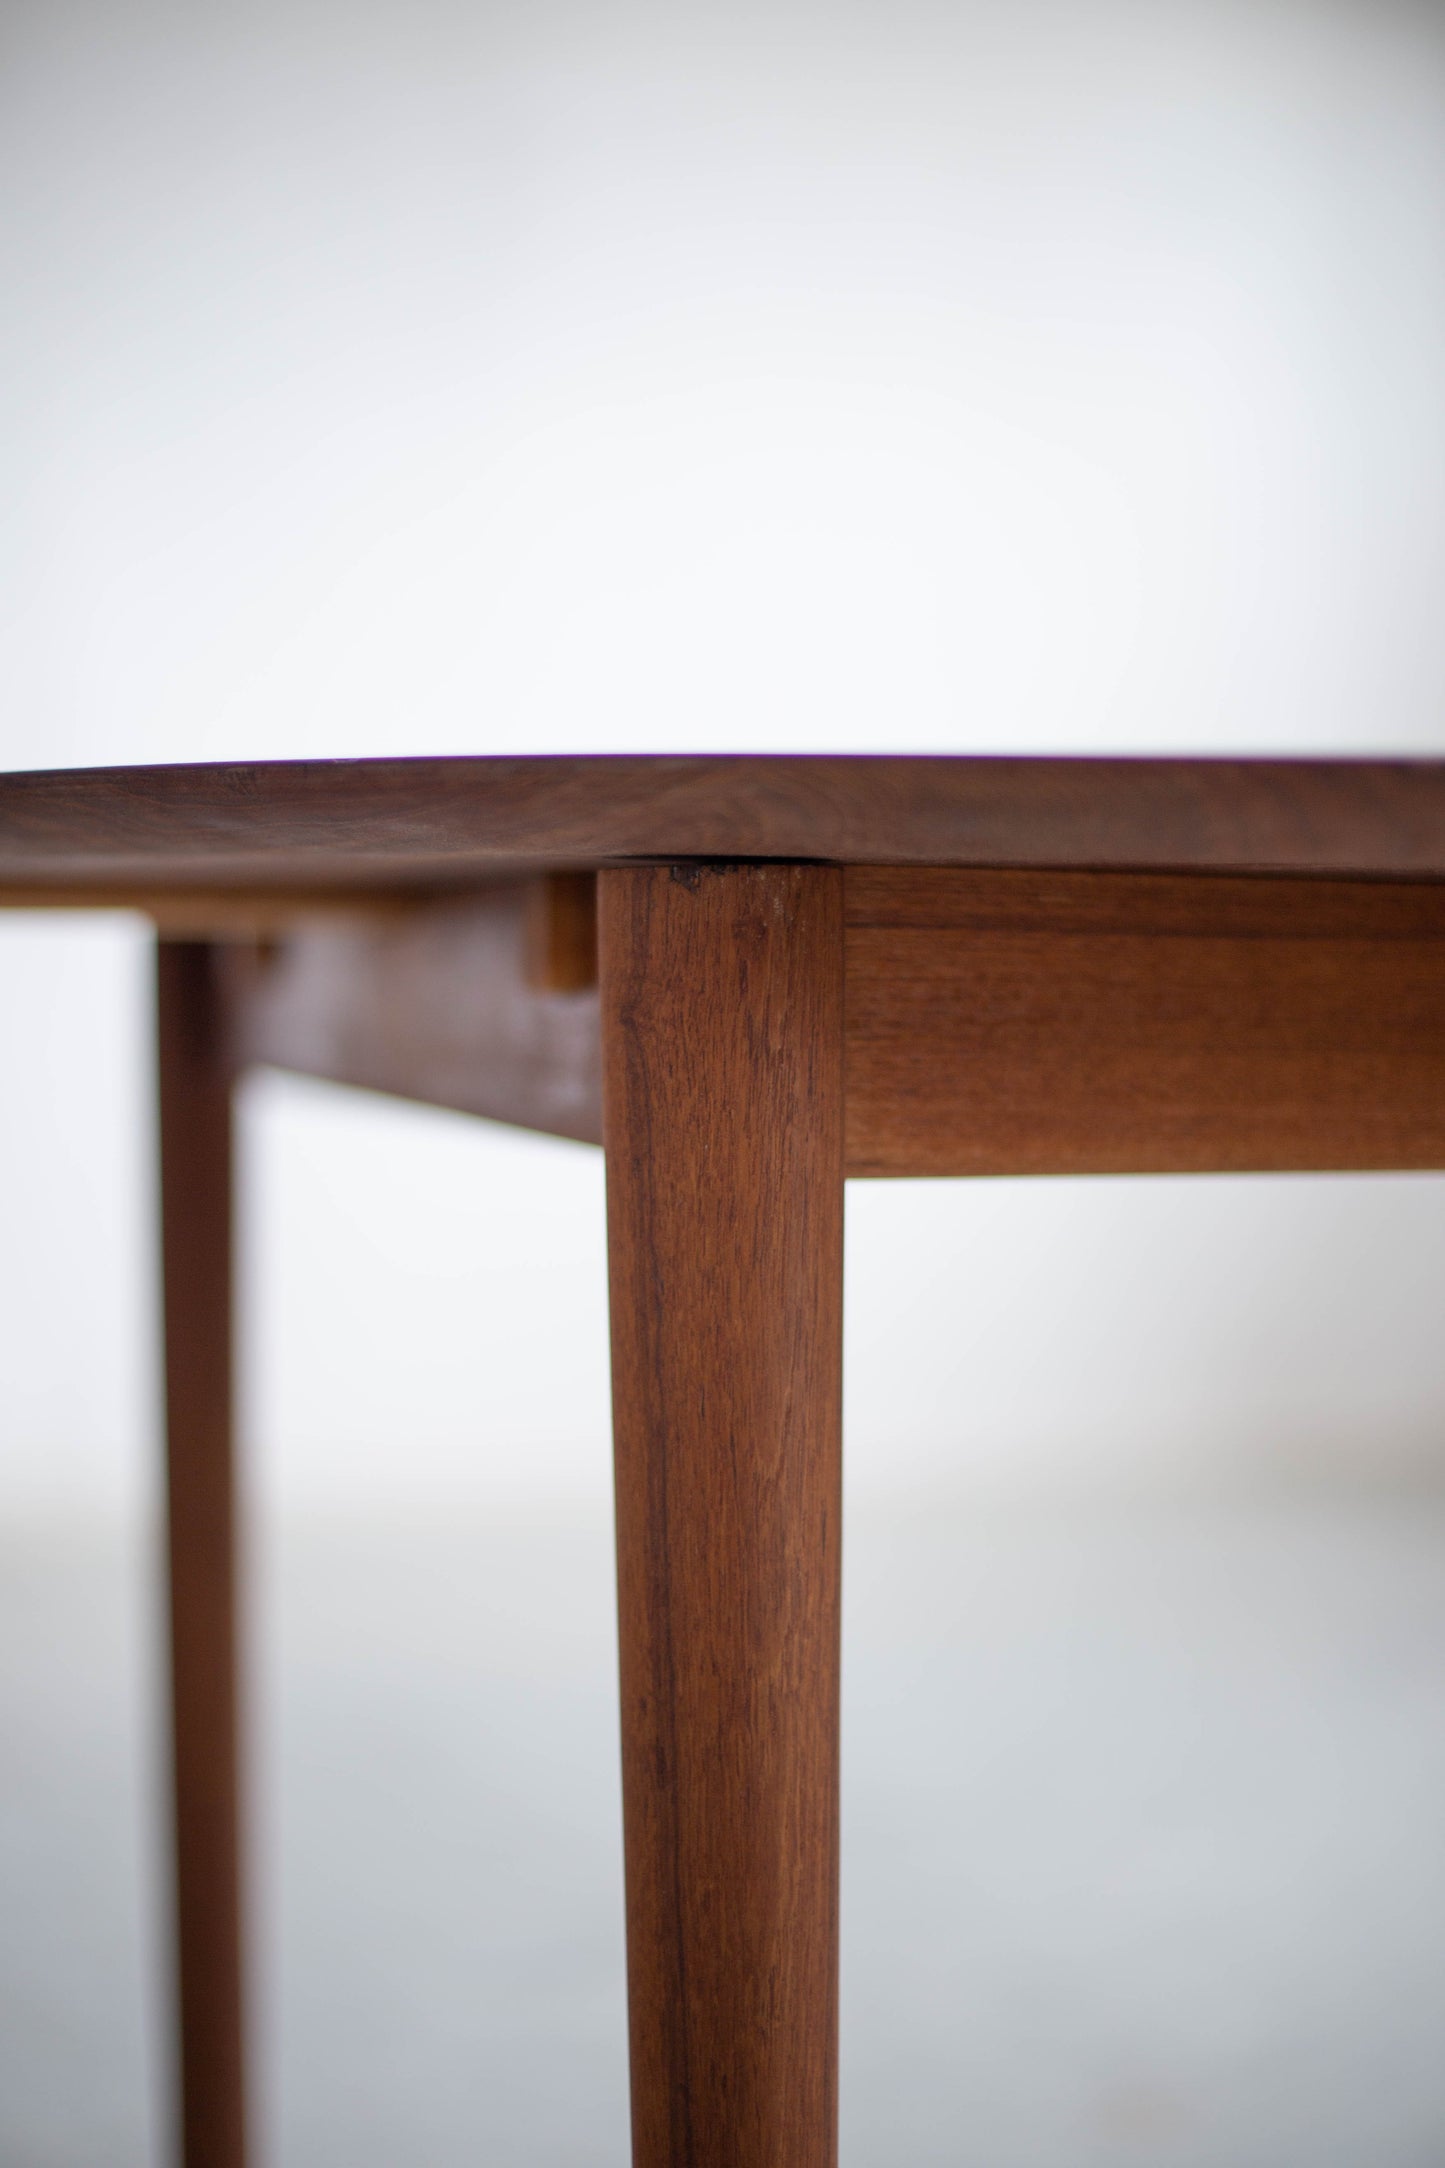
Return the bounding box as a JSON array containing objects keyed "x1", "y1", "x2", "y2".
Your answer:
[
  {"x1": 6, "y1": 755, "x2": 1445, "y2": 892},
  {"x1": 844, "y1": 868, "x2": 1445, "y2": 1176},
  {"x1": 156, "y1": 942, "x2": 246, "y2": 2168},
  {"x1": 219, "y1": 862, "x2": 1445, "y2": 1178},
  {"x1": 602, "y1": 864, "x2": 845, "y2": 2168},
  {"x1": 12, "y1": 757, "x2": 1445, "y2": 2158},
  {"x1": 236, "y1": 880, "x2": 601, "y2": 1145},
  {"x1": 525, "y1": 870, "x2": 598, "y2": 993}
]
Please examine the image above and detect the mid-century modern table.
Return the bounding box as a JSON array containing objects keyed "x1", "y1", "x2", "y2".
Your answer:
[{"x1": 5, "y1": 752, "x2": 1445, "y2": 2168}]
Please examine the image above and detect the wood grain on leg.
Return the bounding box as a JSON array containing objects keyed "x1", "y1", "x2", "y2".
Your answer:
[
  {"x1": 601, "y1": 864, "x2": 845, "y2": 2168},
  {"x1": 157, "y1": 941, "x2": 245, "y2": 2168}
]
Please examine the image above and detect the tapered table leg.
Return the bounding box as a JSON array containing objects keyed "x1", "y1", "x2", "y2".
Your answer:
[
  {"x1": 156, "y1": 941, "x2": 246, "y2": 2168},
  {"x1": 601, "y1": 864, "x2": 845, "y2": 2168}
]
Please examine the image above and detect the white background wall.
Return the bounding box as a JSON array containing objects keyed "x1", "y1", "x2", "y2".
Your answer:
[{"x1": 4, "y1": 0, "x2": 1445, "y2": 1519}]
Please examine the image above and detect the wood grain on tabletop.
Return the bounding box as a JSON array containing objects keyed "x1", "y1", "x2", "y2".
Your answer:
[
  {"x1": 845, "y1": 867, "x2": 1445, "y2": 1176},
  {"x1": 601, "y1": 863, "x2": 845, "y2": 2168},
  {"x1": 6, "y1": 755, "x2": 1445, "y2": 891},
  {"x1": 156, "y1": 942, "x2": 247, "y2": 2168}
]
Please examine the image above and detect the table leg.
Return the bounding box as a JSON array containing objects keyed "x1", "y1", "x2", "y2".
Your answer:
[
  {"x1": 601, "y1": 864, "x2": 845, "y2": 2168},
  {"x1": 156, "y1": 941, "x2": 246, "y2": 2168}
]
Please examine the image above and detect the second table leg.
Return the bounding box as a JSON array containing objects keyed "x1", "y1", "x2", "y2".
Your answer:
[{"x1": 157, "y1": 939, "x2": 246, "y2": 2168}]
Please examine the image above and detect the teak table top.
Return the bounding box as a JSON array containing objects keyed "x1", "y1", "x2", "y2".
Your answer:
[{"x1": 4, "y1": 753, "x2": 1445, "y2": 898}]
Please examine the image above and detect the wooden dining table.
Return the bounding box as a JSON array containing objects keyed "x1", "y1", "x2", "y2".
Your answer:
[{"x1": 4, "y1": 751, "x2": 1445, "y2": 2168}]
